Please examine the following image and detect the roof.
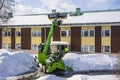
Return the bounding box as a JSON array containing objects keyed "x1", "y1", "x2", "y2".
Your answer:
[
  {"x1": 1, "y1": 9, "x2": 120, "y2": 27},
  {"x1": 50, "y1": 41, "x2": 69, "y2": 45}
]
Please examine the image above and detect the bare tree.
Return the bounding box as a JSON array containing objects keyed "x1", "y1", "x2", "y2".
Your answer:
[{"x1": 0, "y1": 0, "x2": 15, "y2": 23}]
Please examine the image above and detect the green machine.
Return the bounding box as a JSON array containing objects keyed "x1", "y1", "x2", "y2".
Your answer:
[{"x1": 36, "y1": 12, "x2": 71, "y2": 73}]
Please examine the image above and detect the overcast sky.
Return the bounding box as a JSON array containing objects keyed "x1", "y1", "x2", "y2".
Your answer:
[{"x1": 14, "y1": 0, "x2": 120, "y2": 15}]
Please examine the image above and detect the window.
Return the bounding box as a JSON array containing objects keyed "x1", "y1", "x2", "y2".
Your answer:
[
  {"x1": 82, "y1": 45, "x2": 95, "y2": 52},
  {"x1": 16, "y1": 44, "x2": 21, "y2": 49},
  {"x1": 16, "y1": 31, "x2": 21, "y2": 36},
  {"x1": 61, "y1": 30, "x2": 70, "y2": 37},
  {"x1": 2, "y1": 43, "x2": 6, "y2": 49},
  {"x1": 102, "y1": 46, "x2": 110, "y2": 53},
  {"x1": 32, "y1": 44, "x2": 38, "y2": 50},
  {"x1": 31, "y1": 30, "x2": 41, "y2": 37},
  {"x1": 102, "y1": 30, "x2": 110, "y2": 37},
  {"x1": 89, "y1": 46, "x2": 94, "y2": 52},
  {"x1": 8, "y1": 44, "x2": 11, "y2": 49},
  {"x1": 82, "y1": 45, "x2": 88, "y2": 52},
  {"x1": 90, "y1": 30, "x2": 94, "y2": 36},
  {"x1": 2, "y1": 31, "x2": 11, "y2": 36},
  {"x1": 82, "y1": 30, "x2": 94, "y2": 37},
  {"x1": 82, "y1": 30, "x2": 88, "y2": 36}
]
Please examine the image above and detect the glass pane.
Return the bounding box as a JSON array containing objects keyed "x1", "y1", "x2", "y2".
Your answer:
[
  {"x1": 16, "y1": 31, "x2": 21, "y2": 36},
  {"x1": 8, "y1": 44, "x2": 11, "y2": 49},
  {"x1": 18, "y1": 31, "x2": 21, "y2": 36},
  {"x1": 84, "y1": 30, "x2": 88, "y2": 36},
  {"x1": 84, "y1": 45, "x2": 88, "y2": 52},
  {"x1": 61, "y1": 31, "x2": 67, "y2": 36},
  {"x1": 34, "y1": 31, "x2": 37, "y2": 36},
  {"x1": 2, "y1": 44, "x2": 6, "y2": 48},
  {"x1": 2, "y1": 31, "x2": 5, "y2": 36},
  {"x1": 5, "y1": 32, "x2": 7, "y2": 36},
  {"x1": 90, "y1": 30, "x2": 94, "y2": 36},
  {"x1": 38, "y1": 31, "x2": 41, "y2": 36},
  {"x1": 105, "y1": 30, "x2": 110, "y2": 36},
  {"x1": 68, "y1": 31, "x2": 71, "y2": 36},
  {"x1": 8, "y1": 31, "x2": 11, "y2": 36},
  {"x1": 105, "y1": 46, "x2": 110, "y2": 52},
  {"x1": 34, "y1": 44, "x2": 38, "y2": 50},
  {"x1": 89, "y1": 46, "x2": 94, "y2": 52},
  {"x1": 16, "y1": 44, "x2": 21, "y2": 49},
  {"x1": 102, "y1": 46, "x2": 110, "y2": 53}
]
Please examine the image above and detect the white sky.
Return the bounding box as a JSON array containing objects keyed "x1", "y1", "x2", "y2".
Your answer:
[{"x1": 14, "y1": 0, "x2": 120, "y2": 15}]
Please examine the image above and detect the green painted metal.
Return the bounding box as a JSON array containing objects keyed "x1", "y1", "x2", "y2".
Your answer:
[{"x1": 43, "y1": 19, "x2": 59, "y2": 55}]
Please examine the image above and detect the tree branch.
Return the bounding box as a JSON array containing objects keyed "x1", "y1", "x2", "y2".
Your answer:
[{"x1": 0, "y1": 0, "x2": 5, "y2": 10}]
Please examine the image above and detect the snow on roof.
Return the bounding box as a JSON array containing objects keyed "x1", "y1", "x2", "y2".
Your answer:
[
  {"x1": 1, "y1": 10, "x2": 120, "y2": 26},
  {"x1": 5, "y1": 15, "x2": 52, "y2": 26},
  {"x1": 64, "y1": 11, "x2": 120, "y2": 24}
]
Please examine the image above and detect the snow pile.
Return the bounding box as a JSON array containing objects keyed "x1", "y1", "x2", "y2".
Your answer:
[
  {"x1": 0, "y1": 49, "x2": 36, "y2": 79},
  {"x1": 63, "y1": 53, "x2": 118, "y2": 71},
  {"x1": 36, "y1": 75, "x2": 64, "y2": 80}
]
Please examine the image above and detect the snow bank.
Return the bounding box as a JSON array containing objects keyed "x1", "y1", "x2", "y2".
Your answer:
[
  {"x1": 62, "y1": 53, "x2": 118, "y2": 71},
  {"x1": 36, "y1": 75, "x2": 64, "y2": 80},
  {"x1": 0, "y1": 49, "x2": 36, "y2": 79}
]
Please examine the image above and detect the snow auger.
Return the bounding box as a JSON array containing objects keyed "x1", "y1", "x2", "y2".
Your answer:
[{"x1": 35, "y1": 12, "x2": 72, "y2": 73}]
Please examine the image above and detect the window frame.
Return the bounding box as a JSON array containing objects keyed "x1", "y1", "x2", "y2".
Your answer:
[
  {"x1": 2, "y1": 30, "x2": 11, "y2": 36},
  {"x1": 2, "y1": 43, "x2": 6, "y2": 49},
  {"x1": 8, "y1": 43, "x2": 11, "y2": 49},
  {"x1": 15, "y1": 43, "x2": 21, "y2": 49},
  {"x1": 15, "y1": 30, "x2": 21, "y2": 36},
  {"x1": 82, "y1": 30, "x2": 95, "y2": 37},
  {"x1": 61, "y1": 30, "x2": 70, "y2": 37},
  {"x1": 31, "y1": 44, "x2": 38, "y2": 50},
  {"x1": 82, "y1": 45, "x2": 95, "y2": 52},
  {"x1": 31, "y1": 30, "x2": 41, "y2": 37},
  {"x1": 101, "y1": 29, "x2": 111, "y2": 37},
  {"x1": 102, "y1": 46, "x2": 110, "y2": 53}
]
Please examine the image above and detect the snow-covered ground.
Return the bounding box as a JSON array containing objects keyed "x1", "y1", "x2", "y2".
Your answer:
[
  {"x1": 0, "y1": 49, "x2": 120, "y2": 80},
  {"x1": 36, "y1": 74, "x2": 120, "y2": 80}
]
